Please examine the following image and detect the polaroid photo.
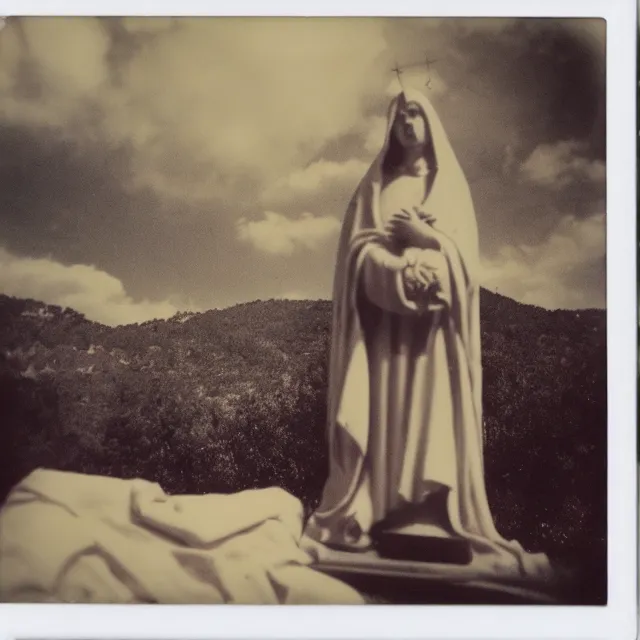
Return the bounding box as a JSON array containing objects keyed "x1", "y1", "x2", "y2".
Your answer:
[{"x1": 0, "y1": 1, "x2": 636, "y2": 639}]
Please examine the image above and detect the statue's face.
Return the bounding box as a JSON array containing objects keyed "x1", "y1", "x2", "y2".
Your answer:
[{"x1": 393, "y1": 100, "x2": 429, "y2": 149}]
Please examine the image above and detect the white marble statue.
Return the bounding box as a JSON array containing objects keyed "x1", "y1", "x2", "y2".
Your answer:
[{"x1": 304, "y1": 88, "x2": 552, "y2": 581}]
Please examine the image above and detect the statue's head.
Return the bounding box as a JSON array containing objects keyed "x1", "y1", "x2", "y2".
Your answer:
[
  {"x1": 382, "y1": 91, "x2": 436, "y2": 178},
  {"x1": 391, "y1": 95, "x2": 432, "y2": 149}
]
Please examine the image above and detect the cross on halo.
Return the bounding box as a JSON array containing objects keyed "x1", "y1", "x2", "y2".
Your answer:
[
  {"x1": 391, "y1": 51, "x2": 490, "y2": 100},
  {"x1": 391, "y1": 61, "x2": 405, "y2": 92},
  {"x1": 390, "y1": 52, "x2": 440, "y2": 92}
]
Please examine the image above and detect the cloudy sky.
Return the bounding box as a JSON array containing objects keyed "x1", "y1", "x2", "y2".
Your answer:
[{"x1": 0, "y1": 17, "x2": 605, "y2": 325}]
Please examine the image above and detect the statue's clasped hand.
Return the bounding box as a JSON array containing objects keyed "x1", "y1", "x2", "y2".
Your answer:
[
  {"x1": 386, "y1": 207, "x2": 440, "y2": 250},
  {"x1": 402, "y1": 248, "x2": 439, "y2": 299}
]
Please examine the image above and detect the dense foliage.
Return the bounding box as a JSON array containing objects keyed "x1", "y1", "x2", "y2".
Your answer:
[{"x1": 0, "y1": 291, "x2": 606, "y2": 602}]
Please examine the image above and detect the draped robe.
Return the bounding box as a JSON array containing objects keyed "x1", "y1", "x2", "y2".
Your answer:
[{"x1": 304, "y1": 89, "x2": 552, "y2": 580}]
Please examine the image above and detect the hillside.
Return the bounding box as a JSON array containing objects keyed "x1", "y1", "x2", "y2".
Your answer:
[{"x1": 0, "y1": 291, "x2": 607, "y2": 602}]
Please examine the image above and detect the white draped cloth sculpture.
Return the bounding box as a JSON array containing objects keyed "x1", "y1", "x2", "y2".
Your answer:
[
  {"x1": 304, "y1": 88, "x2": 551, "y2": 580},
  {"x1": 0, "y1": 469, "x2": 365, "y2": 604}
]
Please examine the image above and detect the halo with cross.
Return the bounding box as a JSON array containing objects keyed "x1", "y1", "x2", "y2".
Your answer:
[
  {"x1": 391, "y1": 52, "x2": 441, "y2": 95},
  {"x1": 391, "y1": 51, "x2": 488, "y2": 100}
]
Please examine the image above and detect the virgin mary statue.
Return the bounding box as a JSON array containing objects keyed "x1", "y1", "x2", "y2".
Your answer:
[{"x1": 304, "y1": 88, "x2": 551, "y2": 580}]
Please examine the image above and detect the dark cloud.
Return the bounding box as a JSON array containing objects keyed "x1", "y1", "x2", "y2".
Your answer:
[
  {"x1": 460, "y1": 19, "x2": 605, "y2": 155},
  {"x1": 0, "y1": 123, "x2": 139, "y2": 261},
  {"x1": 0, "y1": 122, "x2": 216, "y2": 305}
]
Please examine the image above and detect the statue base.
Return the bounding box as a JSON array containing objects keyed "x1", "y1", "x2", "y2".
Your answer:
[
  {"x1": 308, "y1": 547, "x2": 559, "y2": 604},
  {"x1": 371, "y1": 522, "x2": 473, "y2": 565},
  {"x1": 303, "y1": 524, "x2": 561, "y2": 605},
  {"x1": 368, "y1": 492, "x2": 473, "y2": 565},
  {"x1": 303, "y1": 494, "x2": 562, "y2": 604}
]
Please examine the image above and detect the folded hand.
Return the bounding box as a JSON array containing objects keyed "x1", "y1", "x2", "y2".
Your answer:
[{"x1": 386, "y1": 207, "x2": 440, "y2": 250}]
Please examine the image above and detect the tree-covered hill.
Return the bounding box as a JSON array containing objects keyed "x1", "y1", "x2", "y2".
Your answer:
[{"x1": 0, "y1": 290, "x2": 607, "y2": 602}]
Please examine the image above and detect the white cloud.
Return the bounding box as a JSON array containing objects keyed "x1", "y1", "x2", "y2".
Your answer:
[
  {"x1": 481, "y1": 212, "x2": 605, "y2": 310},
  {"x1": 520, "y1": 140, "x2": 606, "y2": 189},
  {"x1": 0, "y1": 18, "x2": 388, "y2": 201},
  {"x1": 237, "y1": 211, "x2": 340, "y2": 256},
  {"x1": 21, "y1": 18, "x2": 110, "y2": 95},
  {"x1": 361, "y1": 115, "x2": 388, "y2": 155},
  {"x1": 0, "y1": 21, "x2": 22, "y2": 94},
  {"x1": 262, "y1": 158, "x2": 369, "y2": 205},
  {"x1": 0, "y1": 18, "x2": 111, "y2": 128},
  {"x1": 502, "y1": 143, "x2": 518, "y2": 175},
  {"x1": 0, "y1": 248, "x2": 194, "y2": 326}
]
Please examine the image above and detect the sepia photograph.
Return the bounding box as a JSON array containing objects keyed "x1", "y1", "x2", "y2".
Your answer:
[{"x1": 0, "y1": 12, "x2": 622, "y2": 617}]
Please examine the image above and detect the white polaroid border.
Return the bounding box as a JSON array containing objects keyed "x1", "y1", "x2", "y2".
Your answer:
[{"x1": 0, "y1": 1, "x2": 636, "y2": 639}]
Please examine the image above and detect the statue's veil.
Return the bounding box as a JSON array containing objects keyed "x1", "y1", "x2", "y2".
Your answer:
[{"x1": 313, "y1": 88, "x2": 482, "y2": 522}]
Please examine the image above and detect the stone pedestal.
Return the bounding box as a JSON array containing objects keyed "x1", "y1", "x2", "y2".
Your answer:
[
  {"x1": 368, "y1": 490, "x2": 472, "y2": 565},
  {"x1": 304, "y1": 534, "x2": 561, "y2": 605},
  {"x1": 373, "y1": 522, "x2": 472, "y2": 565},
  {"x1": 303, "y1": 493, "x2": 561, "y2": 604}
]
